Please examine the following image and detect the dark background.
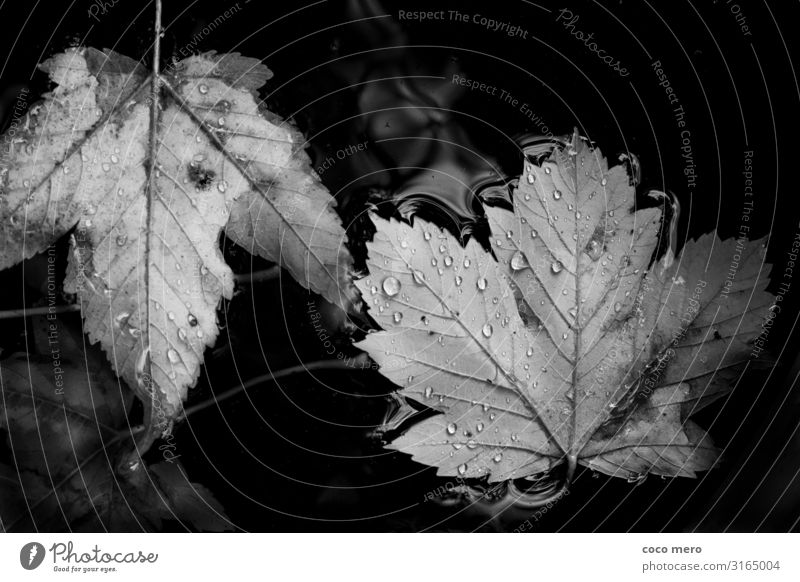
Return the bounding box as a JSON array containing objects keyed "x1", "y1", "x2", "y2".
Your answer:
[{"x1": 1, "y1": 0, "x2": 799, "y2": 531}]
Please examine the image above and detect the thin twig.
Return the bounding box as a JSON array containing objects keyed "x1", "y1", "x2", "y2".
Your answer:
[
  {"x1": 0, "y1": 304, "x2": 81, "y2": 320},
  {"x1": 179, "y1": 360, "x2": 356, "y2": 420},
  {"x1": 233, "y1": 267, "x2": 281, "y2": 285}
]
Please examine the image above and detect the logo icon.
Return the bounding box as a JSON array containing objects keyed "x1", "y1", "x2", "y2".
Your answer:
[{"x1": 20, "y1": 542, "x2": 46, "y2": 570}]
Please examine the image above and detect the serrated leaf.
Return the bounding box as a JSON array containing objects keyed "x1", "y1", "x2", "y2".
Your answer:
[
  {"x1": 357, "y1": 132, "x2": 775, "y2": 482},
  {"x1": 0, "y1": 47, "x2": 356, "y2": 441}
]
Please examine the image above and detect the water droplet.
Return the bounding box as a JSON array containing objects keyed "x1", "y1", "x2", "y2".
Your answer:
[
  {"x1": 424, "y1": 386, "x2": 433, "y2": 399},
  {"x1": 601, "y1": 176, "x2": 608, "y2": 186},
  {"x1": 114, "y1": 311, "x2": 131, "y2": 327},
  {"x1": 586, "y1": 239, "x2": 603, "y2": 261},
  {"x1": 455, "y1": 275, "x2": 463, "y2": 286},
  {"x1": 551, "y1": 260, "x2": 563, "y2": 274},
  {"x1": 544, "y1": 166, "x2": 551, "y2": 174},
  {"x1": 457, "y1": 463, "x2": 467, "y2": 476},
  {"x1": 382, "y1": 276, "x2": 400, "y2": 296},
  {"x1": 553, "y1": 189, "x2": 562, "y2": 200},
  {"x1": 526, "y1": 173, "x2": 534, "y2": 184},
  {"x1": 178, "y1": 328, "x2": 187, "y2": 342},
  {"x1": 412, "y1": 270, "x2": 425, "y2": 285},
  {"x1": 614, "y1": 302, "x2": 622, "y2": 313},
  {"x1": 476, "y1": 422, "x2": 484, "y2": 433},
  {"x1": 102, "y1": 163, "x2": 110, "y2": 172},
  {"x1": 187, "y1": 313, "x2": 198, "y2": 327},
  {"x1": 446, "y1": 423, "x2": 457, "y2": 435},
  {"x1": 562, "y1": 332, "x2": 568, "y2": 340},
  {"x1": 510, "y1": 251, "x2": 529, "y2": 271},
  {"x1": 530, "y1": 228, "x2": 538, "y2": 239},
  {"x1": 114, "y1": 234, "x2": 127, "y2": 246},
  {"x1": 493, "y1": 452, "x2": 503, "y2": 463},
  {"x1": 110, "y1": 154, "x2": 119, "y2": 164},
  {"x1": 476, "y1": 277, "x2": 487, "y2": 291},
  {"x1": 167, "y1": 311, "x2": 175, "y2": 321},
  {"x1": 392, "y1": 311, "x2": 403, "y2": 323},
  {"x1": 198, "y1": 84, "x2": 209, "y2": 94},
  {"x1": 167, "y1": 348, "x2": 180, "y2": 364},
  {"x1": 482, "y1": 323, "x2": 493, "y2": 338},
  {"x1": 463, "y1": 258, "x2": 471, "y2": 268},
  {"x1": 217, "y1": 180, "x2": 228, "y2": 193},
  {"x1": 444, "y1": 255, "x2": 453, "y2": 267}
]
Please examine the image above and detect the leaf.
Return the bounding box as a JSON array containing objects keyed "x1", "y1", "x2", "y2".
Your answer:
[
  {"x1": 356, "y1": 132, "x2": 774, "y2": 483},
  {"x1": 0, "y1": 47, "x2": 357, "y2": 442},
  {"x1": 0, "y1": 322, "x2": 231, "y2": 532}
]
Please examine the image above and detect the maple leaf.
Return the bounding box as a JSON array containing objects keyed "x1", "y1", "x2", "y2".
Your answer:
[
  {"x1": 0, "y1": 318, "x2": 231, "y2": 532},
  {"x1": 356, "y1": 132, "x2": 774, "y2": 486},
  {"x1": 0, "y1": 47, "x2": 357, "y2": 449}
]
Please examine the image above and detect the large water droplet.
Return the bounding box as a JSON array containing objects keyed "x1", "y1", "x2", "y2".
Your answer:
[
  {"x1": 412, "y1": 270, "x2": 425, "y2": 285},
  {"x1": 455, "y1": 275, "x2": 463, "y2": 286},
  {"x1": 586, "y1": 239, "x2": 603, "y2": 261},
  {"x1": 382, "y1": 276, "x2": 400, "y2": 296},
  {"x1": 446, "y1": 422, "x2": 457, "y2": 435},
  {"x1": 114, "y1": 311, "x2": 131, "y2": 327},
  {"x1": 551, "y1": 260, "x2": 563, "y2": 274},
  {"x1": 392, "y1": 311, "x2": 403, "y2": 323},
  {"x1": 167, "y1": 349, "x2": 180, "y2": 364},
  {"x1": 510, "y1": 251, "x2": 529, "y2": 271},
  {"x1": 553, "y1": 189, "x2": 562, "y2": 200},
  {"x1": 614, "y1": 302, "x2": 622, "y2": 313},
  {"x1": 424, "y1": 386, "x2": 433, "y2": 399},
  {"x1": 457, "y1": 463, "x2": 467, "y2": 475},
  {"x1": 482, "y1": 323, "x2": 493, "y2": 338},
  {"x1": 444, "y1": 255, "x2": 453, "y2": 267},
  {"x1": 476, "y1": 277, "x2": 487, "y2": 291},
  {"x1": 198, "y1": 84, "x2": 209, "y2": 94},
  {"x1": 493, "y1": 452, "x2": 503, "y2": 463}
]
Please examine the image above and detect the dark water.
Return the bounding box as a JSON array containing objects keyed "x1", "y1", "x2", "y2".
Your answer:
[{"x1": 1, "y1": 0, "x2": 798, "y2": 531}]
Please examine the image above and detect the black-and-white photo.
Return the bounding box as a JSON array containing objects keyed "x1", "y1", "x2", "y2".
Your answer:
[{"x1": 0, "y1": 0, "x2": 798, "y2": 575}]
